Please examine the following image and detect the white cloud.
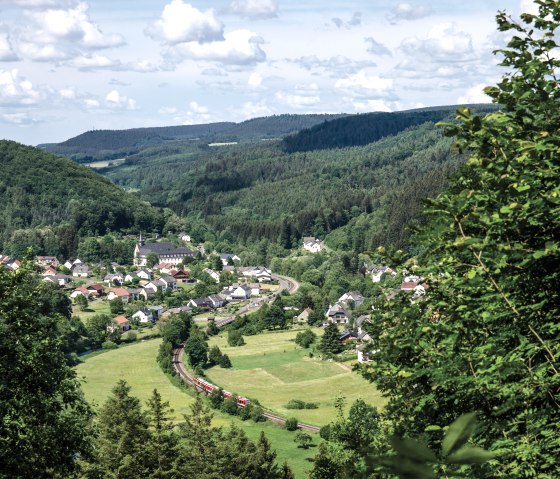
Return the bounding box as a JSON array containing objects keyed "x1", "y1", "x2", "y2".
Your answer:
[
  {"x1": 18, "y1": 42, "x2": 69, "y2": 61},
  {"x1": 228, "y1": 0, "x2": 278, "y2": 20},
  {"x1": 0, "y1": 111, "x2": 41, "y2": 124},
  {"x1": 364, "y1": 37, "x2": 392, "y2": 56},
  {"x1": 335, "y1": 71, "x2": 394, "y2": 96},
  {"x1": 146, "y1": 0, "x2": 223, "y2": 45},
  {"x1": 165, "y1": 29, "x2": 266, "y2": 65},
  {"x1": 105, "y1": 89, "x2": 137, "y2": 109},
  {"x1": 387, "y1": 3, "x2": 433, "y2": 24},
  {"x1": 83, "y1": 98, "x2": 99, "y2": 108},
  {"x1": 2, "y1": 0, "x2": 78, "y2": 7},
  {"x1": 400, "y1": 22, "x2": 474, "y2": 62},
  {"x1": 331, "y1": 12, "x2": 362, "y2": 29},
  {"x1": 291, "y1": 55, "x2": 375, "y2": 75},
  {"x1": 457, "y1": 83, "x2": 491, "y2": 104},
  {"x1": 0, "y1": 32, "x2": 18, "y2": 61},
  {"x1": 69, "y1": 53, "x2": 121, "y2": 70},
  {"x1": 239, "y1": 100, "x2": 273, "y2": 119},
  {"x1": 159, "y1": 106, "x2": 177, "y2": 114},
  {"x1": 0, "y1": 69, "x2": 40, "y2": 105},
  {"x1": 24, "y1": 2, "x2": 124, "y2": 49},
  {"x1": 351, "y1": 99, "x2": 393, "y2": 112},
  {"x1": 519, "y1": 0, "x2": 539, "y2": 15},
  {"x1": 188, "y1": 100, "x2": 208, "y2": 113},
  {"x1": 58, "y1": 87, "x2": 75, "y2": 98},
  {"x1": 275, "y1": 91, "x2": 320, "y2": 108},
  {"x1": 247, "y1": 71, "x2": 262, "y2": 86}
]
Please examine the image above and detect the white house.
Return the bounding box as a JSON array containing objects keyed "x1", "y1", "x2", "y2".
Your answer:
[
  {"x1": 137, "y1": 269, "x2": 152, "y2": 280},
  {"x1": 338, "y1": 291, "x2": 365, "y2": 308},
  {"x1": 132, "y1": 307, "x2": 154, "y2": 323},
  {"x1": 326, "y1": 303, "x2": 350, "y2": 324},
  {"x1": 220, "y1": 253, "x2": 241, "y2": 266},
  {"x1": 203, "y1": 268, "x2": 221, "y2": 283},
  {"x1": 370, "y1": 265, "x2": 396, "y2": 283},
  {"x1": 133, "y1": 236, "x2": 195, "y2": 266},
  {"x1": 179, "y1": 232, "x2": 191, "y2": 242},
  {"x1": 302, "y1": 237, "x2": 323, "y2": 253}
]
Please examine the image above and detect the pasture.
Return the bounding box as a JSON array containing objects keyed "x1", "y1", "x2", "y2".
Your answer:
[
  {"x1": 205, "y1": 329, "x2": 384, "y2": 425},
  {"x1": 76, "y1": 338, "x2": 317, "y2": 478}
]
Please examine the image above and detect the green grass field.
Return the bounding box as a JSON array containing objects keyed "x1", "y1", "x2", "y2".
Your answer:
[
  {"x1": 76, "y1": 338, "x2": 317, "y2": 478},
  {"x1": 72, "y1": 299, "x2": 112, "y2": 321},
  {"x1": 205, "y1": 329, "x2": 385, "y2": 425}
]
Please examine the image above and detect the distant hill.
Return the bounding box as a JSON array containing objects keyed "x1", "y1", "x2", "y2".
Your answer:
[
  {"x1": 0, "y1": 140, "x2": 163, "y2": 258},
  {"x1": 282, "y1": 104, "x2": 497, "y2": 152},
  {"x1": 40, "y1": 114, "x2": 348, "y2": 162}
]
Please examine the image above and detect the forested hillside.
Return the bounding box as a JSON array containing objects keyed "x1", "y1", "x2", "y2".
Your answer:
[
  {"x1": 0, "y1": 140, "x2": 163, "y2": 258},
  {"x1": 41, "y1": 114, "x2": 347, "y2": 162},
  {"x1": 103, "y1": 121, "x2": 460, "y2": 251}
]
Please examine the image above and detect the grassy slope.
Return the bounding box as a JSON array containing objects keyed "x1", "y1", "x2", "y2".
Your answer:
[
  {"x1": 205, "y1": 329, "x2": 385, "y2": 425},
  {"x1": 76, "y1": 339, "x2": 317, "y2": 478}
]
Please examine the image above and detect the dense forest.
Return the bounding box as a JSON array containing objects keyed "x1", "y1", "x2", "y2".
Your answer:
[
  {"x1": 41, "y1": 114, "x2": 348, "y2": 162},
  {"x1": 0, "y1": 141, "x2": 163, "y2": 258}
]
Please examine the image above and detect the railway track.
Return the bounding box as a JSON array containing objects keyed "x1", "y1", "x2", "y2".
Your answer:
[{"x1": 172, "y1": 346, "x2": 320, "y2": 433}]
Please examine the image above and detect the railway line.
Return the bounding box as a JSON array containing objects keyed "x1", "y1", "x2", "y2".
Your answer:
[{"x1": 172, "y1": 345, "x2": 320, "y2": 433}]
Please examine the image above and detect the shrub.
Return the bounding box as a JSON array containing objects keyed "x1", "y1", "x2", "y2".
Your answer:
[
  {"x1": 208, "y1": 388, "x2": 223, "y2": 409},
  {"x1": 219, "y1": 354, "x2": 232, "y2": 368},
  {"x1": 286, "y1": 399, "x2": 306, "y2": 410},
  {"x1": 238, "y1": 403, "x2": 252, "y2": 421},
  {"x1": 294, "y1": 431, "x2": 313, "y2": 449},
  {"x1": 250, "y1": 405, "x2": 265, "y2": 422},
  {"x1": 304, "y1": 402, "x2": 318, "y2": 409},
  {"x1": 285, "y1": 417, "x2": 299, "y2": 431},
  {"x1": 228, "y1": 330, "x2": 245, "y2": 347},
  {"x1": 295, "y1": 329, "x2": 316, "y2": 348},
  {"x1": 122, "y1": 330, "x2": 137, "y2": 343},
  {"x1": 221, "y1": 396, "x2": 238, "y2": 416},
  {"x1": 101, "y1": 340, "x2": 118, "y2": 350}
]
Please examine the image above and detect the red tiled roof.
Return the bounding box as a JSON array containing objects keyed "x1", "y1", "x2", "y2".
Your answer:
[
  {"x1": 111, "y1": 287, "x2": 130, "y2": 297},
  {"x1": 113, "y1": 315, "x2": 129, "y2": 324}
]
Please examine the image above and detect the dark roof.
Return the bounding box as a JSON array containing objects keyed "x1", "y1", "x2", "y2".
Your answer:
[{"x1": 138, "y1": 242, "x2": 194, "y2": 256}]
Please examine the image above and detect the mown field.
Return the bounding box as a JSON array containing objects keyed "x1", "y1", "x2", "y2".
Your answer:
[
  {"x1": 205, "y1": 329, "x2": 385, "y2": 425},
  {"x1": 76, "y1": 338, "x2": 317, "y2": 478}
]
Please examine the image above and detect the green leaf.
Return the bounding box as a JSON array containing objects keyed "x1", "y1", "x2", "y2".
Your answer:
[
  {"x1": 390, "y1": 436, "x2": 438, "y2": 463},
  {"x1": 441, "y1": 412, "x2": 477, "y2": 457},
  {"x1": 446, "y1": 446, "x2": 496, "y2": 464}
]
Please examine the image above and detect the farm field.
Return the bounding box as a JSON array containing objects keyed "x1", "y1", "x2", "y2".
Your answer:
[
  {"x1": 205, "y1": 329, "x2": 385, "y2": 425},
  {"x1": 76, "y1": 338, "x2": 317, "y2": 478}
]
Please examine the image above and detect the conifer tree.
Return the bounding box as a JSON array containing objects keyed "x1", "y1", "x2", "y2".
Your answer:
[{"x1": 319, "y1": 323, "x2": 342, "y2": 354}]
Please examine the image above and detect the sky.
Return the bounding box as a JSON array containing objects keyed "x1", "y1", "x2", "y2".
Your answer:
[{"x1": 0, "y1": 0, "x2": 535, "y2": 145}]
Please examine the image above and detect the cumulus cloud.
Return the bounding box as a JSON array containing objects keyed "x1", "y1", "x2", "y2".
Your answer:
[
  {"x1": 105, "y1": 89, "x2": 137, "y2": 109},
  {"x1": 400, "y1": 22, "x2": 474, "y2": 62},
  {"x1": 83, "y1": 98, "x2": 99, "y2": 108},
  {"x1": 164, "y1": 29, "x2": 266, "y2": 65},
  {"x1": 0, "y1": 32, "x2": 19, "y2": 61},
  {"x1": 2, "y1": 0, "x2": 78, "y2": 7},
  {"x1": 171, "y1": 100, "x2": 212, "y2": 124},
  {"x1": 69, "y1": 53, "x2": 121, "y2": 70},
  {"x1": 457, "y1": 83, "x2": 491, "y2": 104},
  {"x1": 23, "y1": 2, "x2": 125, "y2": 48},
  {"x1": 364, "y1": 37, "x2": 392, "y2": 56},
  {"x1": 290, "y1": 55, "x2": 375, "y2": 75},
  {"x1": 146, "y1": 0, "x2": 224, "y2": 45},
  {"x1": 228, "y1": 0, "x2": 278, "y2": 20},
  {"x1": 247, "y1": 71, "x2": 262, "y2": 87},
  {"x1": 331, "y1": 11, "x2": 362, "y2": 29},
  {"x1": 351, "y1": 99, "x2": 393, "y2": 112},
  {"x1": 239, "y1": 100, "x2": 273, "y2": 119},
  {"x1": 335, "y1": 70, "x2": 395, "y2": 100},
  {"x1": 0, "y1": 69, "x2": 40, "y2": 106},
  {"x1": 275, "y1": 83, "x2": 320, "y2": 108},
  {"x1": 0, "y1": 111, "x2": 41, "y2": 125},
  {"x1": 387, "y1": 3, "x2": 433, "y2": 24}
]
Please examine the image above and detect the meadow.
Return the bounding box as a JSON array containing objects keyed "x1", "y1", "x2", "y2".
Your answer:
[
  {"x1": 205, "y1": 329, "x2": 385, "y2": 425},
  {"x1": 76, "y1": 338, "x2": 317, "y2": 478}
]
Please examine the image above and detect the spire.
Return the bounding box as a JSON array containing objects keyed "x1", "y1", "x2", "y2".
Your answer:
[{"x1": 139, "y1": 232, "x2": 144, "y2": 246}]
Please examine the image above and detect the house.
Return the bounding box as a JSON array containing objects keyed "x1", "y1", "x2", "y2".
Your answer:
[
  {"x1": 326, "y1": 303, "x2": 350, "y2": 324},
  {"x1": 357, "y1": 344, "x2": 374, "y2": 363},
  {"x1": 155, "y1": 263, "x2": 176, "y2": 274},
  {"x1": 42, "y1": 266, "x2": 58, "y2": 276},
  {"x1": 219, "y1": 253, "x2": 241, "y2": 266},
  {"x1": 296, "y1": 307, "x2": 312, "y2": 323},
  {"x1": 178, "y1": 232, "x2": 191, "y2": 242},
  {"x1": 71, "y1": 263, "x2": 91, "y2": 278},
  {"x1": 128, "y1": 288, "x2": 143, "y2": 301},
  {"x1": 144, "y1": 279, "x2": 166, "y2": 293},
  {"x1": 208, "y1": 294, "x2": 226, "y2": 309},
  {"x1": 107, "y1": 288, "x2": 131, "y2": 303},
  {"x1": 196, "y1": 243, "x2": 205, "y2": 256},
  {"x1": 159, "y1": 275, "x2": 177, "y2": 291},
  {"x1": 203, "y1": 268, "x2": 221, "y2": 283},
  {"x1": 104, "y1": 273, "x2": 125, "y2": 286},
  {"x1": 125, "y1": 272, "x2": 139, "y2": 283},
  {"x1": 189, "y1": 297, "x2": 212, "y2": 310},
  {"x1": 43, "y1": 274, "x2": 72, "y2": 286},
  {"x1": 240, "y1": 266, "x2": 272, "y2": 282},
  {"x1": 86, "y1": 283, "x2": 104, "y2": 297},
  {"x1": 248, "y1": 282, "x2": 261, "y2": 296},
  {"x1": 302, "y1": 237, "x2": 323, "y2": 253},
  {"x1": 132, "y1": 307, "x2": 154, "y2": 323},
  {"x1": 0, "y1": 257, "x2": 21, "y2": 270},
  {"x1": 63, "y1": 260, "x2": 74, "y2": 270},
  {"x1": 171, "y1": 269, "x2": 190, "y2": 283},
  {"x1": 70, "y1": 287, "x2": 92, "y2": 300},
  {"x1": 370, "y1": 265, "x2": 396, "y2": 283},
  {"x1": 164, "y1": 305, "x2": 193, "y2": 317},
  {"x1": 338, "y1": 291, "x2": 365, "y2": 308},
  {"x1": 231, "y1": 284, "x2": 252, "y2": 300},
  {"x1": 400, "y1": 281, "x2": 419, "y2": 291},
  {"x1": 355, "y1": 315, "x2": 372, "y2": 341},
  {"x1": 112, "y1": 315, "x2": 130, "y2": 332},
  {"x1": 140, "y1": 288, "x2": 156, "y2": 301},
  {"x1": 133, "y1": 236, "x2": 195, "y2": 266},
  {"x1": 150, "y1": 305, "x2": 165, "y2": 319},
  {"x1": 339, "y1": 329, "x2": 358, "y2": 342},
  {"x1": 137, "y1": 269, "x2": 152, "y2": 280},
  {"x1": 36, "y1": 256, "x2": 59, "y2": 267}
]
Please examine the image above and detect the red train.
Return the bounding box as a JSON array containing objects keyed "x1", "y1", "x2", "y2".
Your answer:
[{"x1": 193, "y1": 377, "x2": 250, "y2": 407}]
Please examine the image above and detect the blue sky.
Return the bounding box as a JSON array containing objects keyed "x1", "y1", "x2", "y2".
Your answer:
[{"x1": 0, "y1": 0, "x2": 531, "y2": 145}]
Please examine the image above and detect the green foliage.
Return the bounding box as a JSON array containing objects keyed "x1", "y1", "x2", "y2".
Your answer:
[
  {"x1": 228, "y1": 329, "x2": 246, "y2": 347},
  {"x1": 221, "y1": 396, "x2": 239, "y2": 416},
  {"x1": 184, "y1": 334, "x2": 208, "y2": 368},
  {"x1": 86, "y1": 313, "x2": 121, "y2": 348},
  {"x1": 208, "y1": 387, "x2": 224, "y2": 409},
  {"x1": 206, "y1": 320, "x2": 219, "y2": 336},
  {"x1": 285, "y1": 399, "x2": 318, "y2": 410},
  {"x1": 156, "y1": 340, "x2": 174, "y2": 374},
  {"x1": 319, "y1": 323, "x2": 343, "y2": 355},
  {"x1": 250, "y1": 405, "x2": 265, "y2": 422},
  {"x1": 74, "y1": 293, "x2": 89, "y2": 311},
  {"x1": 101, "y1": 340, "x2": 118, "y2": 350},
  {"x1": 208, "y1": 345, "x2": 223, "y2": 365},
  {"x1": 219, "y1": 353, "x2": 232, "y2": 368},
  {"x1": 109, "y1": 296, "x2": 124, "y2": 315},
  {"x1": 284, "y1": 417, "x2": 299, "y2": 431},
  {"x1": 295, "y1": 329, "x2": 316, "y2": 348},
  {"x1": 0, "y1": 263, "x2": 94, "y2": 478},
  {"x1": 160, "y1": 312, "x2": 192, "y2": 347},
  {"x1": 294, "y1": 431, "x2": 313, "y2": 449},
  {"x1": 358, "y1": 3, "x2": 560, "y2": 478}
]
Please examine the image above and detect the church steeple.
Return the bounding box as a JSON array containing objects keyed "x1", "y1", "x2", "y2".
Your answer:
[{"x1": 139, "y1": 232, "x2": 144, "y2": 246}]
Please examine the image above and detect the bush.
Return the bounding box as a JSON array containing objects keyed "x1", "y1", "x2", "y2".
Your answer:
[
  {"x1": 228, "y1": 330, "x2": 245, "y2": 347},
  {"x1": 219, "y1": 354, "x2": 232, "y2": 368},
  {"x1": 122, "y1": 330, "x2": 137, "y2": 343},
  {"x1": 294, "y1": 431, "x2": 313, "y2": 449},
  {"x1": 250, "y1": 405, "x2": 265, "y2": 422},
  {"x1": 286, "y1": 399, "x2": 305, "y2": 409},
  {"x1": 101, "y1": 340, "x2": 118, "y2": 350},
  {"x1": 285, "y1": 417, "x2": 299, "y2": 431},
  {"x1": 295, "y1": 329, "x2": 317, "y2": 348},
  {"x1": 319, "y1": 424, "x2": 331, "y2": 440},
  {"x1": 304, "y1": 402, "x2": 318, "y2": 409},
  {"x1": 208, "y1": 388, "x2": 224, "y2": 409},
  {"x1": 221, "y1": 396, "x2": 239, "y2": 416},
  {"x1": 238, "y1": 403, "x2": 252, "y2": 421},
  {"x1": 208, "y1": 345, "x2": 223, "y2": 366}
]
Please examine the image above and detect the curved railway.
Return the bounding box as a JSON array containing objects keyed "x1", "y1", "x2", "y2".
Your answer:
[{"x1": 172, "y1": 345, "x2": 320, "y2": 433}]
